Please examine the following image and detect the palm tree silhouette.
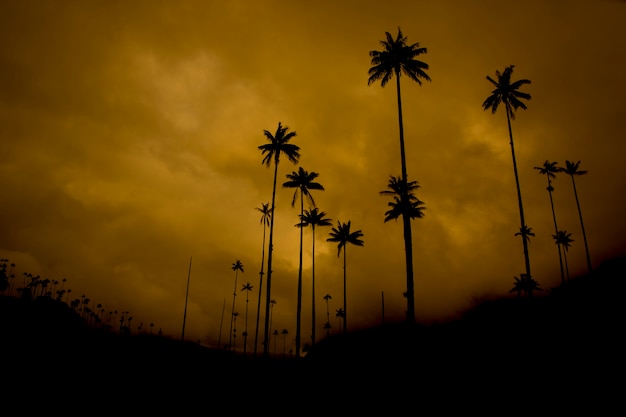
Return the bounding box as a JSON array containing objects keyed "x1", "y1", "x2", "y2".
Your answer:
[
  {"x1": 323, "y1": 293, "x2": 332, "y2": 336},
  {"x1": 483, "y1": 65, "x2": 532, "y2": 281},
  {"x1": 273, "y1": 329, "x2": 279, "y2": 355},
  {"x1": 327, "y1": 221, "x2": 364, "y2": 334},
  {"x1": 253, "y1": 202, "x2": 271, "y2": 357},
  {"x1": 283, "y1": 167, "x2": 325, "y2": 358},
  {"x1": 335, "y1": 308, "x2": 345, "y2": 334},
  {"x1": 281, "y1": 328, "x2": 289, "y2": 357},
  {"x1": 217, "y1": 297, "x2": 225, "y2": 349},
  {"x1": 510, "y1": 273, "x2": 542, "y2": 298},
  {"x1": 560, "y1": 160, "x2": 592, "y2": 274},
  {"x1": 298, "y1": 208, "x2": 332, "y2": 348},
  {"x1": 229, "y1": 260, "x2": 244, "y2": 351},
  {"x1": 535, "y1": 160, "x2": 565, "y2": 283},
  {"x1": 554, "y1": 230, "x2": 575, "y2": 281},
  {"x1": 323, "y1": 321, "x2": 332, "y2": 337},
  {"x1": 232, "y1": 311, "x2": 239, "y2": 351},
  {"x1": 241, "y1": 282, "x2": 253, "y2": 354},
  {"x1": 268, "y1": 298, "x2": 277, "y2": 339},
  {"x1": 258, "y1": 122, "x2": 300, "y2": 357},
  {"x1": 368, "y1": 27, "x2": 430, "y2": 325}
]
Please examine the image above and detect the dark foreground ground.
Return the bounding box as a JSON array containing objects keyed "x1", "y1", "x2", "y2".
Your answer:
[{"x1": 2, "y1": 256, "x2": 625, "y2": 413}]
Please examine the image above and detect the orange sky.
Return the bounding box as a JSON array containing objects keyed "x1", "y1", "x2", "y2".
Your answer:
[{"x1": 1, "y1": 0, "x2": 625, "y2": 354}]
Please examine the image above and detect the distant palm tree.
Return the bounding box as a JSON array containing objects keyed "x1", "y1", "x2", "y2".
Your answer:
[
  {"x1": 323, "y1": 293, "x2": 332, "y2": 336},
  {"x1": 515, "y1": 225, "x2": 535, "y2": 245},
  {"x1": 560, "y1": 160, "x2": 592, "y2": 274},
  {"x1": 483, "y1": 65, "x2": 532, "y2": 280},
  {"x1": 298, "y1": 208, "x2": 332, "y2": 348},
  {"x1": 217, "y1": 298, "x2": 225, "y2": 349},
  {"x1": 323, "y1": 321, "x2": 332, "y2": 337},
  {"x1": 253, "y1": 202, "x2": 271, "y2": 357},
  {"x1": 327, "y1": 221, "x2": 364, "y2": 334},
  {"x1": 268, "y1": 298, "x2": 277, "y2": 339},
  {"x1": 554, "y1": 230, "x2": 575, "y2": 281},
  {"x1": 283, "y1": 167, "x2": 325, "y2": 358},
  {"x1": 510, "y1": 273, "x2": 542, "y2": 299},
  {"x1": 335, "y1": 308, "x2": 345, "y2": 334},
  {"x1": 535, "y1": 160, "x2": 565, "y2": 283},
  {"x1": 368, "y1": 28, "x2": 430, "y2": 325},
  {"x1": 273, "y1": 329, "x2": 279, "y2": 355},
  {"x1": 241, "y1": 282, "x2": 254, "y2": 354},
  {"x1": 232, "y1": 311, "x2": 240, "y2": 351},
  {"x1": 229, "y1": 260, "x2": 244, "y2": 350},
  {"x1": 258, "y1": 122, "x2": 300, "y2": 357},
  {"x1": 281, "y1": 328, "x2": 289, "y2": 357}
]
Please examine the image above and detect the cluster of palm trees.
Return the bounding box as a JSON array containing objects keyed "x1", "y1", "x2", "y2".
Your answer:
[
  {"x1": 482, "y1": 65, "x2": 593, "y2": 296},
  {"x1": 0, "y1": 259, "x2": 160, "y2": 336}
]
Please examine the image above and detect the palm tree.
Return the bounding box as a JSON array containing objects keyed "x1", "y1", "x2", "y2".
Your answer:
[
  {"x1": 323, "y1": 321, "x2": 332, "y2": 337},
  {"x1": 217, "y1": 298, "x2": 225, "y2": 349},
  {"x1": 368, "y1": 28, "x2": 430, "y2": 325},
  {"x1": 560, "y1": 160, "x2": 592, "y2": 274},
  {"x1": 258, "y1": 122, "x2": 300, "y2": 357},
  {"x1": 323, "y1": 293, "x2": 332, "y2": 336},
  {"x1": 268, "y1": 298, "x2": 277, "y2": 339},
  {"x1": 253, "y1": 202, "x2": 271, "y2": 357},
  {"x1": 335, "y1": 308, "x2": 345, "y2": 334},
  {"x1": 535, "y1": 160, "x2": 565, "y2": 283},
  {"x1": 510, "y1": 273, "x2": 542, "y2": 299},
  {"x1": 298, "y1": 208, "x2": 332, "y2": 348},
  {"x1": 327, "y1": 221, "x2": 364, "y2": 334},
  {"x1": 281, "y1": 328, "x2": 289, "y2": 357},
  {"x1": 554, "y1": 230, "x2": 575, "y2": 281},
  {"x1": 272, "y1": 329, "x2": 279, "y2": 355},
  {"x1": 241, "y1": 282, "x2": 254, "y2": 354},
  {"x1": 229, "y1": 260, "x2": 244, "y2": 350},
  {"x1": 231, "y1": 311, "x2": 239, "y2": 351},
  {"x1": 482, "y1": 65, "x2": 532, "y2": 280},
  {"x1": 283, "y1": 167, "x2": 325, "y2": 358}
]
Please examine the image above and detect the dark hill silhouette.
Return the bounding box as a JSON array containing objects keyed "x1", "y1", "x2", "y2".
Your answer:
[{"x1": 2, "y1": 256, "x2": 624, "y2": 411}]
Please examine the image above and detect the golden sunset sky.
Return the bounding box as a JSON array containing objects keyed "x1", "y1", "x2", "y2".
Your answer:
[{"x1": 1, "y1": 0, "x2": 625, "y2": 354}]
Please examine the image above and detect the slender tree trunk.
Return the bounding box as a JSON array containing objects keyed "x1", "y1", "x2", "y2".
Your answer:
[
  {"x1": 295, "y1": 194, "x2": 304, "y2": 358},
  {"x1": 571, "y1": 177, "x2": 593, "y2": 274},
  {"x1": 263, "y1": 161, "x2": 279, "y2": 357},
  {"x1": 547, "y1": 182, "x2": 565, "y2": 283},
  {"x1": 343, "y1": 248, "x2": 347, "y2": 334},
  {"x1": 217, "y1": 298, "x2": 225, "y2": 349},
  {"x1": 253, "y1": 225, "x2": 266, "y2": 356},
  {"x1": 506, "y1": 107, "x2": 531, "y2": 279},
  {"x1": 395, "y1": 72, "x2": 416, "y2": 324},
  {"x1": 311, "y1": 227, "x2": 316, "y2": 347},
  {"x1": 228, "y1": 270, "x2": 238, "y2": 350}
]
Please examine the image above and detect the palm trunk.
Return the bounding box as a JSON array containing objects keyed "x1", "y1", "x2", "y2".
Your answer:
[
  {"x1": 506, "y1": 107, "x2": 531, "y2": 279},
  {"x1": 395, "y1": 72, "x2": 416, "y2": 324},
  {"x1": 311, "y1": 228, "x2": 316, "y2": 347},
  {"x1": 253, "y1": 225, "x2": 266, "y2": 356},
  {"x1": 263, "y1": 161, "x2": 279, "y2": 357},
  {"x1": 295, "y1": 195, "x2": 304, "y2": 358},
  {"x1": 228, "y1": 270, "x2": 238, "y2": 350},
  {"x1": 571, "y1": 177, "x2": 592, "y2": 274},
  {"x1": 343, "y1": 248, "x2": 347, "y2": 334},
  {"x1": 547, "y1": 182, "x2": 565, "y2": 283}
]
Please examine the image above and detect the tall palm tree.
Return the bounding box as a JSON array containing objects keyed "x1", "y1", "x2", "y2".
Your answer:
[
  {"x1": 229, "y1": 260, "x2": 244, "y2": 351},
  {"x1": 560, "y1": 160, "x2": 592, "y2": 274},
  {"x1": 217, "y1": 297, "x2": 225, "y2": 349},
  {"x1": 253, "y1": 202, "x2": 271, "y2": 356},
  {"x1": 368, "y1": 28, "x2": 430, "y2": 325},
  {"x1": 268, "y1": 298, "x2": 277, "y2": 339},
  {"x1": 273, "y1": 329, "x2": 279, "y2": 355},
  {"x1": 323, "y1": 321, "x2": 332, "y2": 337},
  {"x1": 323, "y1": 293, "x2": 332, "y2": 336},
  {"x1": 535, "y1": 161, "x2": 565, "y2": 283},
  {"x1": 231, "y1": 311, "x2": 239, "y2": 351},
  {"x1": 298, "y1": 208, "x2": 332, "y2": 348},
  {"x1": 327, "y1": 221, "x2": 364, "y2": 334},
  {"x1": 258, "y1": 121, "x2": 300, "y2": 357},
  {"x1": 241, "y1": 282, "x2": 253, "y2": 354},
  {"x1": 283, "y1": 167, "x2": 325, "y2": 358},
  {"x1": 554, "y1": 230, "x2": 574, "y2": 281},
  {"x1": 483, "y1": 65, "x2": 532, "y2": 281}
]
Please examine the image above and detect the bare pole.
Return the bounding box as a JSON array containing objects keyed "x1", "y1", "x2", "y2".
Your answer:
[{"x1": 181, "y1": 256, "x2": 193, "y2": 341}]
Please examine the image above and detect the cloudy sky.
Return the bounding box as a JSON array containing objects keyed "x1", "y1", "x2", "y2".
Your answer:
[{"x1": 1, "y1": 0, "x2": 625, "y2": 353}]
